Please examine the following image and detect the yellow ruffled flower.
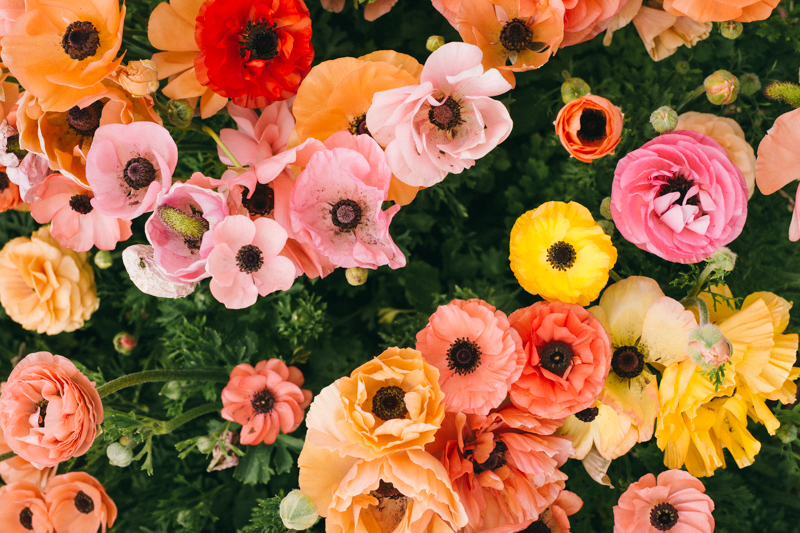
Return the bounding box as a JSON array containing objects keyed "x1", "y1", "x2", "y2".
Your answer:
[
  {"x1": 557, "y1": 400, "x2": 639, "y2": 462},
  {"x1": 509, "y1": 201, "x2": 617, "y2": 306}
]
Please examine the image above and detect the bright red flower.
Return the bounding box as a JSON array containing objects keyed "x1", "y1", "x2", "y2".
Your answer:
[{"x1": 194, "y1": 0, "x2": 314, "y2": 108}]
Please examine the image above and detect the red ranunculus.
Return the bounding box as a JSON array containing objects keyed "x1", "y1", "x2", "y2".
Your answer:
[{"x1": 194, "y1": 0, "x2": 314, "y2": 108}]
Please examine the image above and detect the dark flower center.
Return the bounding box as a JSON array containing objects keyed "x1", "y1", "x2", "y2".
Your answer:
[
  {"x1": 348, "y1": 114, "x2": 371, "y2": 136},
  {"x1": 241, "y1": 183, "x2": 275, "y2": 216},
  {"x1": 575, "y1": 406, "x2": 599, "y2": 422},
  {"x1": 74, "y1": 491, "x2": 95, "y2": 514},
  {"x1": 428, "y1": 97, "x2": 463, "y2": 131},
  {"x1": 69, "y1": 194, "x2": 93, "y2": 214},
  {"x1": 66, "y1": 101, "x2": 104, "y2": 137},
  {"x1": 650, "y1": 502, "x2": 680, "y2": 531},
  {"x1": 123, "y1": 157, "x2": 157, "y2": 190},
  {"x1": 447, "y1": 337, "x2": 482, "y2": 376},
  {"x1": 19, "y1": 507, "x2": 33, "y2": 530},
  {"x1": 521, "y1": 519, "x2": 550, "y2": 533},
  {"x1": 473, "y1": 440, "x2": 508, "y2": 474},
  {"x1": 236, "y1": 244, "x2": 264, "y2": 274},
  {"x1": 611, "y1": 345, "x2": 645, "y2": 379},
  {"x1": 6, "y1": 134, "x2": 27, "y2": 161},
  {"x1": 546, "y1": 241, "x2": 576, "y2": 271},
  {"x1": 577, "y1": 109, "x2": 608, "y2": 143},
  {"x1": 240, "y1": 19, "x2": 279, "y2": 61},
  {"x1": 658, "y1": 172, "x2": 699, "y2": 206},
  {"x1": 0, "y1": 171, "x2": 9, "y2": 191},
  {"x1": 35, "y1": 399, "x2": 48, "y2": 427},
  {"x1": 62, "y1": 21, "x2": 100, "y2": 60},
  {"x1": 251, "y1": 388, "x2": 275, "y2": 415},
  {"x1": 370, "y1": 480, "x2": 404, "y2": 500},
  {"x1": 372, "y1": 386, "x2": 407, "y2": 421},
  {"x1": 331, "y1": 199, "x2": 362, "y2": 231},
  {"x1": 539, "y1": 342, "x2": 573, "y2": 377},
  {"x1": 500, "y1": 18, "x2": 534, "y2": 51}
]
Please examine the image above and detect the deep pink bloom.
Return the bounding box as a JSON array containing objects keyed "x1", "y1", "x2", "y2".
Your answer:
[
  {"x1": 30, "y1": 174, "x2": 132, "y2": 252},
  {"x1": 611, "y1": 130, "x2": 748, "y2": 264},
  {"x1": 562, "y1": 0, "x2": 631, "y2": 46},
  {"x1": 86, "y1": 122, "x2": 178, "y2": 220},
  {"x1": 366, "y1": 42, "x2": 513, "y2": 187}
]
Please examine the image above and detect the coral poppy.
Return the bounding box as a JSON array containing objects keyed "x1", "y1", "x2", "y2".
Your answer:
[
  {"x1": 415, "y1": 298, "x2": 526, "y2": 415},
  {"x1": 0, "y1": 0, "x2": 23, "y2": 36},
  {"x1": 555, "y1": 94, "x2": 623, "y2": 163},
  {"x1": 663, "y1": 0, "x2": 778, "y2": 22},
  {"x1": 505, "y1": 491, "x2": 583, "y2": 533},
  {"x1": 45, "y1": 472, "x2": 117, "y2": 533},
  {"x1": 632, "y1": 6, "x2": 712, "y2": 61},
  {"x1": 194, "y1": 0, "x2": 314, "y2": 108},
  {"x1": 0, "y1": 480, "x2": 52, "y2": 533},
  {"x1": 562, "y1": 0, "x2": 631, "y2": 47}
]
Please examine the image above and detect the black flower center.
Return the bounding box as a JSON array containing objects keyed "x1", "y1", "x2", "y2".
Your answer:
[
  {"x1": 74, "y1": 491, "x2": 95, "y2": 514},
  {"x1": 69, "y1": 194, "x2": 93, "y2": 214},
  {"x1": 370, "y1": 480, "x2": 404, "y2": 500},
  {"x1": 6, "y1": 134, "x2": 26, "y2": 161},
  {"x1": 240, "y1": 19, "x2": 279, "y2": 61},
  {"x1": 372, "y1": 386, "x2": 407, "y2": 421},
  {"x1": 539, "y1": 342, "x2": 573, "y2": 377},
  {"x1": 577, "y1": 109, "x2": 608, "y2": 143},
  {"x1": 447, "y1": 337, "x2": 482, "y2": 376},
  {"x1": 0, "y1": 171, "x2": 9, "y2": 191},
  {"x1": 521, "y1": 519, "x2": 551, "y2": 533},
  {"x1": 331, "y1": 199, "x2": 362, "y2": 231},
  {"x1": 500, "y1": 18, "x2": 533, "y2": 51},
  {"x1": 236, "y1": 244, "x2": 264, "y2": 274},
  {"x1": 66, "y1": 101, "x2": 104, "y2": 137},
  {"x1": 251, "y1": 388, "x2": 275, "y2": 415},
  {"x1": 19, "y1": 507, "x2": 33, "y2": 530},
  {"x1": 611, "y1": 345, "x2": 645, "y2": 379},
  {"x1": 123, "y1": 157, "x2": 157, "y2": 190},
  {"x1": 575, "y1": 406, "x2": 599, "y2": 422},
  {"x1": 473, "y1": 441, "x2": 508, "y2": 474},
  {"x1": 34, "y1": 399, "x2": 48, "y2": 427},
  {"x1": 62, "y1": 21, "x2": 100, "y2": 60},
  {"x1": 348, "y1": 114, "x2": 371, "y2": 136},
  {"x1": 657, "y1": 172, "x2": 699, "y2": 206},
  {"x1": 650, "y1": 502, "x2": 679, "y2": 531},
  {"x1": 546, "y1": 241, "x2": 576, "y2": 271},
  {"x1": 241, "y1": 183, "x2": 275, "y2": 216},
  {"x1": 428, "y1": 97, "x2": 463, "y2": 131}
]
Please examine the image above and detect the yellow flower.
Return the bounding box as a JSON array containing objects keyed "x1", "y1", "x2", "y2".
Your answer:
[
  {"x1": 556, "y1": 400, "x2": 639, "y2": 461},
  {"x1": 509, "y1": 201, "x2": 617, "y2": 306}
]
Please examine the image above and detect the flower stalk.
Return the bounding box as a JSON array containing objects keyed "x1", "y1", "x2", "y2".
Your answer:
[{"x1": 97, "y1": 368, "x2": 228, "y2": 399}]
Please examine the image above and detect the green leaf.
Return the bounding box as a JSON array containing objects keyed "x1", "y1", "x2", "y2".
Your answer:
[{"x1": 234, "y1": 443, "x2": 275, "y2": 485}]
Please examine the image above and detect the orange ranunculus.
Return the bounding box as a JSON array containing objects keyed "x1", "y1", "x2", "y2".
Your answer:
[
  {"x1": 555, "y1": 95, "x2": 623, "y2": 163},
  {"x1": 663, "y1": 0, "x2": 779, "y2": 22},
  {"x1": 148, "y1": 0, "x2": 229, "y2": 119},
  {"x1": 0, "y1": 0, "x2": 125, "y2": 113}
]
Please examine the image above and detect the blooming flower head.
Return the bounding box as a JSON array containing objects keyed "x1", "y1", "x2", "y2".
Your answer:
[
  {"x1": 508, "y1": 300, "x2": 612, "y2": 419},
  {"x1": 415, "y1": 298, "x2": 525, "y2": 415},
  {"x1": 221, "y1": 100, "x2": 295, "y2": 169},
  {"x1": 0, "y1": 226, "x2": 99, "y2": 335},
  {"x1": 663, "y1": 0, "x2": 778, "y2": 22},
  {"x1": 221, "y1": 358, "x2": 312, "y2": 445},
  {"x1": 0, "y1": 0, "x2": 24, "y2": 36},
  {"x1": 194, "y1": 0, "x2": 314, "y2": 108},
  {"x1": 611, "y1": 130, "x2": 749, "y2": 264},
  {"x1": 118, "y1": 59, "x2": 160, "y2": 97},
  {"x1": 0, "y1": 166, "x2": 22, "y2": 212},
  {"x1": 632, "y1": 6, "x2": 712, "y2": 62},
  {"x1": 562, "y1": 0, "x2": 631, "y2": 46},
  {"x1": 0, "y1": 352, "x2": 103, "y2": 468},
  {"x1": 613, "y1": 470, "x2": 714, "y2": 533},
  {"x1": 367, "y1": 42, "x2": 513, "y2": 188},
  {"x1": 0, "y1": 480, "x2": 53, "y2": 533},
  {"x1": 45, "y1": 472, "x2": 117, "y2": 533},
  {"x1": 508, "y1": 491, "x2": 583, "y2": 533},
  {"x1": 555, "y1": 94, "x2": 623, "y2": 163},
  {"x1": 509, "y1": 201, "x2": 617, "y2": 306},
  {"x1": 7, "y1": 152, "x2": 51, "y2": 204},
  {"x1": 320, "y1": 0, "x2": 399, "y2": 20},
  {"x1": 556, "y1": 399, "x2": 640, "y2": 461},
  {"x1": 0, "y1": 417, "x2": 58, "y2": 489}
]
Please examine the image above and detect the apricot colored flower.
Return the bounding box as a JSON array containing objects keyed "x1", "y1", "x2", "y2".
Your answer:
[
  {"x1": 556, "y1": 400, "x2": 640, "y2": 461},
  {"x1": 602, "y1": 0, "x2": 643, "y2": 45},
  {"x1": 509, "y1": 201, "x2": 617, "y2": 306},
  {"x1": 505, "y1": 491, "x2": 583, "y2": 533},
  {"x1": 303, "y1": 347, "x2": 445, "y2": 460},
  {"x1": 555, "y1": 95, "x2": 623, "y2": 163},
  {"x1": 663, "y1": 0, "x2": 778, "y2": 22},
  {"x1": 194, "y1": 0, "x2": 314, "y2": 108},
  {"x1": 45, "y1": 472, "x2": 117, "y2": 533},
  {"x1": 0, "y1": 480, "x2": 53, "y2": 533},
  {"x1": 562, "y1": 0, "x2": 631, "y2": 46},
  {"x1": 415, "y1": 298, "x2": 525, "y2": 415},
  {"x1": 0, "y1": 166, "x2": 22, "y2": 211},
  {"x1": 0, "y1": 0, "x2": 23, "y2": 36},
  {"x1": 613, "y1": 470, "x2": 714, "y2": 533},
  {"x1": 454, "y1": 0, "x2": 566, "y2": 87},
  {"x1": 433, "y1": 0, "x2": 461, "y2": 24},
  {"x1": 0, "y1": 0, "x2": 125, "y2": 112},
  {"x1": 632, "y1": 6, "x2": 712, "y2": 62},
  {"x1": 118, "y1": 60, "x2": 160, "y2": 97},
  {"x1": 0, "y1": 416, "x2": 58, "y2": 489},
  {"x1": 221, "y1": 359, "x2": 312, "y2": 445},
  {"x1": 508, "y1": 300, "x2": 612, "y2": 419},
  {"x1": 0, "y1": 226, "x2": 99, "y2": 335}
]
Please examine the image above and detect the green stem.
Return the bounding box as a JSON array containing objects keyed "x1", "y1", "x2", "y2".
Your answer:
[
  {"x1": 686, "y1": 263, "x2": 716, "y2": 299},
  {"x1": 154, "y1": 403, "x2": 222, "y2": 435},
  {"x1": 0, "y1": 450, "x2": 15, "y2": 463},
  {"x1": 681, "y1": 296, "x2": 710, "y2": 325},
  {"x1": 97, "y1": 369, "x2": 228, "y2": 399},
  {"x1": 609, "y1": 269, "x2": 623, "y2": 282},
  {"x1": 202, "y1": 126, "x2": 243, "y2": 168}
]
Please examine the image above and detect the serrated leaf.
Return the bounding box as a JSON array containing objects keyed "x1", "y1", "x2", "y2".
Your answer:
[{"x1": 234, "y1": 443, "x2": 275, "y2": 485}]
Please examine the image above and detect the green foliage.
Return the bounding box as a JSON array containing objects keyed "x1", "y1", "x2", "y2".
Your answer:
[{"x1": 241, "y1": 497, "x2": 289, "y2": 533}]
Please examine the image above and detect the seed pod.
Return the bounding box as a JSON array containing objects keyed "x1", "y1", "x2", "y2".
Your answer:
[
  {"x1": 346, "y1": 267, "x2": 368, "y2": 286},
  {"x1": 719, "y1": 21, "x2": 743, "y2": 39},
  {"x1": 166, "y1": 99, "x2": 194, "y2": 128},
  {"x1": 649, "y1": 106, "x2": 678, "y2": 134},
  {"x1": 426, "y1": 35, "x2": 445, "y2": 52},
  {"x1": 704, "y1": 70, "x2": 739, "y2": 105}
]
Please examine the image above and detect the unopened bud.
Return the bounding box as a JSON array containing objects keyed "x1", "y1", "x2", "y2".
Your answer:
[
  {"x1": 113, "y1": 332, "x2": 137, "y2": 355},
  {"x1": 777, "y1": 424, "x2": 798, "y2": 445},
  {"x1": 561, "y1": 77, "x2": 591, "y2": 104},
  {"x1": 649, "y1": 106, "x2": 678, "y2": 134},
  {"x1": 196, "y1": 436, "x2": 215, "y2": 454},
  {"x1": 119, "y1": 59, "x2": 160, "y2": 97},
  {"x1": 280, "y1": 490, "x2": 319, "y2": 530},
  {"x1": 764, "y1": 81, "x2": 800, "y2": 108},
  {"x1": 710, "y1": 247, "x2": 736, "y2": 272},
  {"x1": 599, "y1": 197, "x2": 612, "y2": 220},
  {"x1": 346, "y1": 267, "x2": 368, "y2": 286},
  {"x1": 107, "y1": 442, "x2": 134, "y2": 467},
  {"x1": 719, "y1": 21, "x2": 743, "y2": 39},
  {"x1": 597, "y1": 219, "x2": 615, "y2": 237},
  {"x1": 739, "y1": 73, "x2": 761, "y2": 96},
  {"x1": 94, "y1": 250, "x2": 113, "y2": 269},
  {"x1": 426, "y1": 35, "x2": 445, "y2": 52},
  {"x1": 167, "y1": 99, "x2": 194, "y2": 128},
  {"x1": 704, "y1": 70, "x2": 739, "y2": 105},
  {"x1": 160, "y1": 381, "x2": 184, "y2": 400},
  {"x1": 675, "y1": 61, "x2": 690, "y2": 75},
  {"x1": 687, "y1": 324, "x2": 731, "y2": 370}
]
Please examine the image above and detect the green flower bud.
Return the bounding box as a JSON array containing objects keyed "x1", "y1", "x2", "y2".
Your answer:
[
  {"x1": 107, "y1": 442, "x2": 134, "y2": 467},
  {"x1": 167, "y1": 99, "x2": 194, "y2": 128},
  {"x1": 280, "y1": 490, "x2": 319, "y2": 530},
  {"x1": 196, "y1": 436, "x2": 215, "y2": 454},
  {"x1": 704, "y1": 70, "x2": 739, "y2": 105},
  {"x1": 687, "y1": 324, "x2": 731, "y2": 370},
  {"x1": 764, "y1": 81, "x2": 800, "y2": 108},
  {"x1": 160, "y1": 381, "x2": 184, "y2": 401},
  {"x1": 597, "y1": 219, "x2": 615, "y2": 237},
  {"x1": 649, "y1": 106, "x2": 679, "y2": 134},
  {"x1": 94, "y1": 250, "x2": 113, "y2": 269},
  {"x1": 710, "y1": 247, "x2": 736, "y2": 272},
  {"x1": 113, "y1": 332, "x2": 137, "y2": 355},
  {"x1": 719, "y1": 21, "x2": 743, "y2": 39},
  {"x1": 561, "y1": 77, "x2": 591, "y2": 104},
  {"x1": 777, "y1": 423, "x2": 798, "y2": 445},
  {"x1": 426, "y1": 35, "x2": 445, "y2": 52},
  {"x1": 346, "y1": 267, "x2": 368, "y2": 286},
  {"x1": 739, "y1": 73, "x2": 761, "y2": 96},
  {"x1": 599, "y1": 197, "x2": 612, "y2": 220},
  {"x1": 675, "y1": 61, "x2": 690, "y2": 75}
]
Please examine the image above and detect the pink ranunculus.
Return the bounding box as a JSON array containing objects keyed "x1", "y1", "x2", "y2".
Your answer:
[
  {"x1": 562, "y1": 0, "x2": 631, "y2": 47},
  {"x1": 611, "y1": 130, "x2": 748, "y2": 264},
  {"x1": 7, "y1": 153, "x2": 54, "y2": 204},
  {"x1": 0, "y1": 418, "x2": 57, "y2": 489},
  {"x1": 30, "y1": 174, "x2": 133, "y2": 252},
  {"x1": 86, "y1": 122, "x2": 178, "y2": 220},
  {"x1": 289, "y1": 131, "x2": 406, "y2": 269},
  {"x1": 145, "y1": 181, "x2": 229, "y2": 284},
  {"x1": 366, "y1": 42, "x2": 513, "y2": 188},
  {"x1": 218, "y1": 100, "x2": 295, "y2": 168},
  {"x1": 0, "y1": 352, "x2": 103, "y2": 469}
]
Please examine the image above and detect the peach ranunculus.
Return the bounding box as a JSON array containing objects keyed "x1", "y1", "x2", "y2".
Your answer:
[
  {"x1": 0, "y1": 0, "x2": 125, "y2": 113},
  {"x1": 562, "y1": 0, "x2": 631, "y2": 47},
  {"x1": 555, "y1": 94, "x2": 623, "y2": 163},
  {"x1": 0, "y1": 352, "x2": 103, "y2": 468},
  {"x1": 677, "y1": 112, "x2": 756, "y2": 198},
  {"x1": 632, "y1": 6, "x2": 712, "y2": 62},
  {"x1": 0, "y1": 409, "x2": 58, "y2": 489},
  {"x1": 45, "y1": 472, "x2": 117, "y2": 533},
  {"x1": 0, "y1": 480, "x2": 53, "y2": 533},
  {"x1": 511, "y1": 491, "x2": 583, "y2": 533},
  {"x1": 303, "y1": 347, "x2": 445, "y2": 460},
  {"x1": 0, "y1": 225, "x2": 99, "y2": 335},
  {"x1": 663, "y1": 0, "x2": 778, "y2": 22},
  {"x1": 0, "y1": 166, "x2": 22, "y2": 211},
  {"x1": 0, "y1": 0, "x2": 24, "y2": 37},
  {"x1": 148, "y1": 0, "x2": 229, "y2": 118}
]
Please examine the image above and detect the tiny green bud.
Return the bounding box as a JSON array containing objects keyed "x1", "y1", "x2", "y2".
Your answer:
[
  {"x1": 675, "y1": 61, "x2": 690, "y2": 75},
  {"x1": 719, "y1": 21, "x2": 743, "y2": 39},
  {"x1": 704, "y1": 70, "x2": 739, "y2": 105},
  {"x1": 166, "y1": 99, "x2": 194, "y2": 128},
  {"x1": 107, "y1": 442, "x2": 134, "y2": 467},
  {"x1": 160, "y1": 381, "x2": 184, "y2": 401},
  {"x1": 280, "y1": 490, "x2": 319, "y2": 530},
  {"x1": 561, "y1": 77, "x2": 591, "y2": 104},
  {"x1": 196, "y1": 436, "x2": 215, "y2": 454},
  {"x1": 597, "y1": 219, "x2": 615, "y2": 237},
  {"x1": 346, "y1": 266, "x2": 368, "y2": 286},
  {"x1": 426, "y1": 35, "x2": 445, "y2": 52},
  {"x1": 710, "y1": 247, "x2": 736, "y2": 272},
  {"x1": 599, "y1": 197, "x2": 612, "y2": 220},
  {"x1": 113, "y1": 332, "x2": 137, "y2": 355},
  {"x1": 94, "y1": 250, "x2": 113, "y2": 269},
  {"x1": 157, "y1": 205, "x2": 209, "y2": 241},
  {"x1": 764, "y1": 81, "x2": 800, "y2": 108},
  {"x1": 777, "y1": 424, "x2": 798, "y2": 445},
  {"x1": 649, "y1": 106, "x2": 679, "y2": 134},
  {"x1": 739, "y1": 73, "x2": 761, "y2": 96},
  {"x1": 687, "y1": 324, "x2": 731, "y2": 370}
]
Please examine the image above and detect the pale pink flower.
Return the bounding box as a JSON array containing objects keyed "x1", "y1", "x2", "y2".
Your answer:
[
  {"x1": 7, "y1": 152, "x2": 52, "y2": 204},
  {"x1": 219, "y1": 100, "x2": 294, "y2": 168},
  {"x1": 366, "y1": 42, "x2": 513, "y2": 187},
  {"x1": 0, "y1": 119, "x2": 23, "y2": 168}
]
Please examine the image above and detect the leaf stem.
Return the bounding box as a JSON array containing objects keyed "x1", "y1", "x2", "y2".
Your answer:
[
  {"x1": 686, "y1": 263, "x2": 716, "y2": 299},
  {"x1": 97, "y1": 369, "x2": 228, "y2": 399},
  {"x1": 0, "y1": 450, "x2": 15, "y2": 463},
  {"x1": 155, "y1": 403, "x2": 222, "y2": 435},
  {"x1": 201, "y1": 125, "x2": 243, "y2": 168}
]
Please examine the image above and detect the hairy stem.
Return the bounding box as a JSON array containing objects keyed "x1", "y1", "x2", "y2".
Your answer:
[
  {"x1": 155, "y1": 403, "x2": 222, "y2": 435},
  {"x1": 97, "y1": 369, "x2": 228, "y2": 399}
]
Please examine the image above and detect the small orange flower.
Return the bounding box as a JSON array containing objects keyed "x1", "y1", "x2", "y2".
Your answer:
[
  {"x1": 0, "y1": 167, "x2": 21, "y2": 212},
  {"x1": 663, "y1": 0, "x2": 778, "y2": 22},
  {"x1": 555, "y1": 95, "x2": 623, "y2": 163}
]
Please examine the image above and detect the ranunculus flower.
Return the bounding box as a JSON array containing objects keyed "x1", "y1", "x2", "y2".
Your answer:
[
  {"x1": 509, "y1": 301, "x2": 612, "y2": 419},
  {"x1": 0, "y1": 418, "x2": 57, "y2": 489},
  {"x1": 320, "y1": 0, "x2": 399, "y2": 20},
  {"x1": 0, "y1": 480, "x2": 53, "y2": 533},
  {"x1": 632, "y1": 6, "x2": 711, "y2": 61},
  {"x1": 45, "y1": 472, "x2": 117, "y2": 533},
  {"x1": 415, "y1": 298, "x2": 525, "y2": 415},
  {"x1": 367, "y1": 42, "x2": 512, "y2": 188},
  {"x1": 118, "y1": 60, "x2": 160, "y2": 97},
  {"x1": 562, "y1": 0, "x2": 631, "y2": 47},
  {"x1": 0, "y1": 352, "x2": 103, "y2": 468},
  {"x1": 611, "y1": 130, "x2": 748, "y2": 264},
  {"x1": 555, "y1": 94, "x2": 623, "y2": 163},
  {"x1": 221, "y1": 359, "x2": 312, "y2": 445},
  {"x1": 556, "y1": 399, "x2": 640, "y2": 461},
  {"x1": 511, "y1": 491, "x2": 583, "y2": 533},
  {"x1": 663, "y1": 0, "x2": 778, "y2": 22},
  {"x1": 0, "y1": 0, "x2": 24, "y2": 36},
  {"x1": 0, "y1": 226, "x2": 99, "y2": 335},
  {"x1": 0, "y1": 167, "x2": 22, "y2": 212}
]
